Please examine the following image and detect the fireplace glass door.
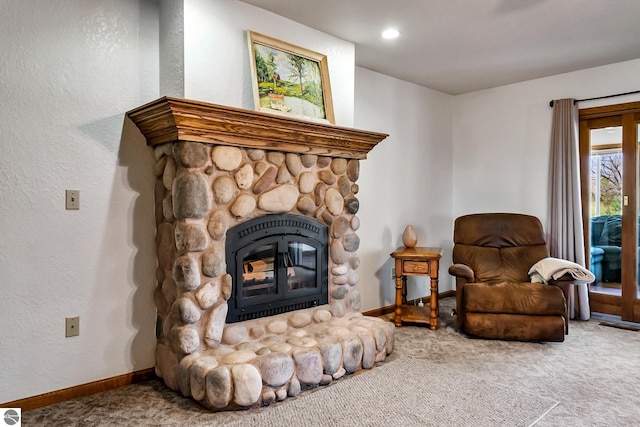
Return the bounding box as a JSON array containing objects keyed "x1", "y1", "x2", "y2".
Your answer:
[
  {"x1": 287, "y1": 241, "x2": 318, "y2": 291},
  {"x1": 226, "y1": 214, "x2": 328, "y2": 322},
  {"x1": 239, "y1": 239, "x2": 319, "y2": 301},
  {"x1": 241, "y1": 243, "x2": 276, "y2": 299}
]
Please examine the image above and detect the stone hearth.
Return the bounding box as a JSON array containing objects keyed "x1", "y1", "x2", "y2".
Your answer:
[{"x1": 127, "y1": 97, "x2": 392, "y2": 410}]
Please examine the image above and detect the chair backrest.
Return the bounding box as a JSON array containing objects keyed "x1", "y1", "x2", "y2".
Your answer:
[
  {"x1": 593, "y1": 214, "x2": 622, "y2": 246},
  {"x1": 452, "y1": 213, "x2": 550, "y2": 283},
  {"x1": 590, "y1": 215, "x2": 610, "y2": 246}
]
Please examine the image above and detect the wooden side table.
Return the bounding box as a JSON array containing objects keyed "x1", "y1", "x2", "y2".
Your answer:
[{"x1": 390, "y1": 246, "x2": 443, "y2": 330}]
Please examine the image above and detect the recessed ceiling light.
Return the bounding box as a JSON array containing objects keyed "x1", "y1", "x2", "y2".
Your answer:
[{"x1": 382, "y1": 28, "x2": 400, "y2": 39}]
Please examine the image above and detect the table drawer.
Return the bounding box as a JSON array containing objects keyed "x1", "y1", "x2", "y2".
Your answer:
[{"x1": 403, "y1": 260, "x2": 429, "y2": 274}]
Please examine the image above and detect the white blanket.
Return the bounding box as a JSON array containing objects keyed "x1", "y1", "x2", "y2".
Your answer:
[{"x1": 528, "y1": 257, "x2": 595, "y2": 284}]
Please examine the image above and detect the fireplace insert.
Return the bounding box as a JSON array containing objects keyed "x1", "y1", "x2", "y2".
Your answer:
[{"x1": 225, "y1": 213, "x2": 329, "y2": 323}]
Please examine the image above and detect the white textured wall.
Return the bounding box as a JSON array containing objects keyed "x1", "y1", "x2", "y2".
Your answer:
[
  {"x1": 354, "y1": 67, "x2": 454, "y2": 310},
  {"x1": 452, "y1": 59, "x2": 640, "y2": 229},
  {"x1": 182, "y1": 0, "x2": 355, "y2": 127},
  {"x1": 159, "y1": 0, "x2": 185, "y2": 97},
  {"x1": 0, "y1": 0, "x2": 358, "y2": 403},
  {"x1": 0, "y1": 0, "x2": 159, "y2": 403}
]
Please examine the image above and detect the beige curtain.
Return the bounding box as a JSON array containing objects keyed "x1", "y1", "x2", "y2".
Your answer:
[{"x1": 548, "y1": 98, "x2": 586, "y2": 266}]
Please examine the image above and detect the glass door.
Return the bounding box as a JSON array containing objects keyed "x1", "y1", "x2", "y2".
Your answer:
[
  {"x1": 580, "y1": 102, "x2": 640, "y2": 322},
  {"x1": 588, "y1": 125, "x2": 623, "y2": 296}
]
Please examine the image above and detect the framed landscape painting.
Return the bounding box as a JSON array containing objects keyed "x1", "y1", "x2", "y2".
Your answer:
[{"x1": 247, "y1": 31, "x2": 335, "y2": 124}]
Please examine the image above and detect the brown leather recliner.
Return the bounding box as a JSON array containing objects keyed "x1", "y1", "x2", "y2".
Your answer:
[{"x1": 449, "y1": 213, "x2": 571, "y2": 342}]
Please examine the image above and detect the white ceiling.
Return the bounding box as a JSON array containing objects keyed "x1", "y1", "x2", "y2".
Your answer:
[{"x1": 239, "y1": 0, "x2": 640, "y2": 95}]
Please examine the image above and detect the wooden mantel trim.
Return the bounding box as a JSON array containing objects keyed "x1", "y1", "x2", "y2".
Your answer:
[{"x1": 126, "y1": 97, "x2": 388, "y2": 159}]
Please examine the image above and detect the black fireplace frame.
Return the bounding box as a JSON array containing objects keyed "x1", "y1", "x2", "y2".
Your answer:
[{"x1": 225, "y1": 213, "x2": 329, "y2": 323}]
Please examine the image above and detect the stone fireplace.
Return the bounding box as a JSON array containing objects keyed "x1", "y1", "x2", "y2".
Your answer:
[{"x1": 127, "y1": 97, "x2": 393, "y2": 410}]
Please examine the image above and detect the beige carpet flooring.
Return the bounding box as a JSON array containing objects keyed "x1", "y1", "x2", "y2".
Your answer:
[
  {"x1": 22, "y1": 297, "x2": 640, "y2": 426},
  {"x1": 224, "y1": 357, "x2": 558, "y2": 427}
]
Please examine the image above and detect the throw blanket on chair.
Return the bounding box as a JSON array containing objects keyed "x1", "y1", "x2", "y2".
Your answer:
[{"x1": 528, "y1": 257, "x2": 595, "y2": 284}]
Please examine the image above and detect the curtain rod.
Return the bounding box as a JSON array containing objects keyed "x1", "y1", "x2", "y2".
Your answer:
[{"x1": 549, "y1": 90, "x2": 640, "y2": 107}]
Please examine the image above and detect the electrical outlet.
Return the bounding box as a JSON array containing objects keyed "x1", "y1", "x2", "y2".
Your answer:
[
  {"x1": 65, "y1": 316, "x2": 79, "y2": 337},
  {"x1": 66, "y1": 190, "x2": 80, "y2": 210}
]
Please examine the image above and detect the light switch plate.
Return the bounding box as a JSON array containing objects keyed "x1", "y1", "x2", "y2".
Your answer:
[{"x1": 66, "y1": 190, "x2": 79, "y2": 210}]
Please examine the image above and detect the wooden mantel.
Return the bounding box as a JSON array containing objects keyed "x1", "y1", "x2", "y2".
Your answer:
[{"x1": 127, "y1": 97, "x2": 388, "y2": 159}]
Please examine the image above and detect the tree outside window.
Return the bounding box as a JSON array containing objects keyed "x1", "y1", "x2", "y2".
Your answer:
[{"x1": 591, "y1": 151, "x2": 622, "y2": 216}]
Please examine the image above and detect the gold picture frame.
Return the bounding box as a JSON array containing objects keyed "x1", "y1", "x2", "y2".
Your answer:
[{"x1": 247, "y1": 31, "x2": 335, "y2": 124}]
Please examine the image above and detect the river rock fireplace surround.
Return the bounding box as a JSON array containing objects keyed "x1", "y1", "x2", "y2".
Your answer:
[{"x1": 127, "y1": 97, "x2": 393, "y2": 410}]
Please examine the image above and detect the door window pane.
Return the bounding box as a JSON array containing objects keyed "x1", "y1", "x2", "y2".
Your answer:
[
  {"x1": 590, "y1": 127, "x2": 622, "y2": 217},
  {"x1": 590, "y1": 127, "x2": 622, "y2": 294}
]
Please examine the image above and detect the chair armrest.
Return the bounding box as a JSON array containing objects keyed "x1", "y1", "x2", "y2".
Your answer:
[
  {"x1": 449, "y1": 263, "x2": 474, "y2": 330},
  {"x1": 547, "y1": 274, "x2": 574, "y2": 335},
  {"x1": 448, "y1": 263, "x2": 475, "y2": 282}
]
